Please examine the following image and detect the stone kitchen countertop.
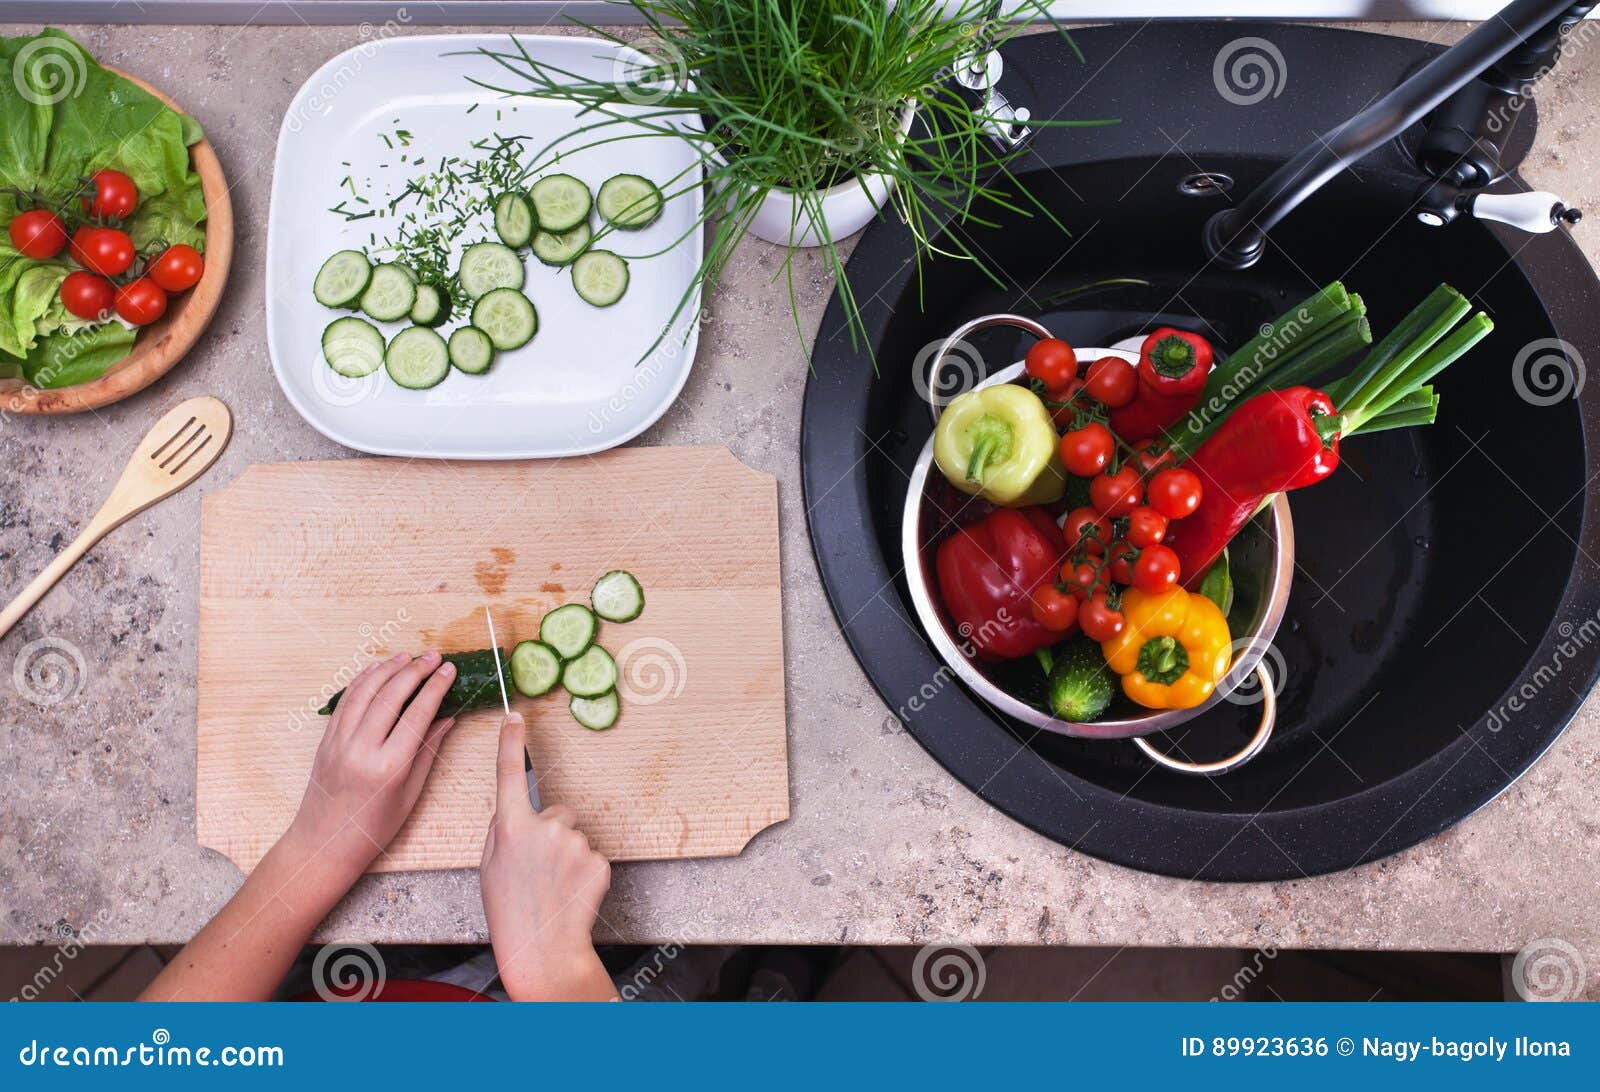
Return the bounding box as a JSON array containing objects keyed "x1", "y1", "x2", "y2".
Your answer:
[{"x1": 1, "y1": 19, "x2": 1597, "y2": 997}]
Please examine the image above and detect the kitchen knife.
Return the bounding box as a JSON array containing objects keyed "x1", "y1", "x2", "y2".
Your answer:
[{"x1": 484, "y1": 606, "x2": 542, "y2": 810}]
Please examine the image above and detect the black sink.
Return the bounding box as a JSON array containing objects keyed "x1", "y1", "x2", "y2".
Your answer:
[{"x1": 801, "y1": 22, "x2": 1600, "y2": 880}]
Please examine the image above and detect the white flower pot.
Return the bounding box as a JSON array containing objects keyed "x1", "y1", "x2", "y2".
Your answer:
[{"x1": 736, "y1": 107, "x2": 916, "y2": 249}]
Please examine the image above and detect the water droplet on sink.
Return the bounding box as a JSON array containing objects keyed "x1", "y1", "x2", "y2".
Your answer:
[{"x1": 1414, "y1": 535, "x2": 1430, "y2": 550}]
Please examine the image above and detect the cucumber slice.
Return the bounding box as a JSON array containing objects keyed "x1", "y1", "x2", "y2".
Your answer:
[
  {"x1": 529, "y1": 174, "x2": 591, "y2": 233},
  {"x1": 384, "y1": 325, "x2": 450, "y2": 389},
  {"x1": 596, "y1": 174, "x2": 663, "y2": 229},
  {"x1": 494, "y1": 192, "x2": 536, "y2": 248},
  {"x1": 540, "y1": 604, "x2": 597, "y2": 659},
  {"x1": 562, "y1": 645, "x2": 618, "y2": 698},
  {"x1": 448, "y1": 325, "x2": 495, "y2": 375},
  {"x1": 409, "y1": 283, "x2": 450, "y2": 327},
  {"x1": 471, "y1": 288, "x2": 538, "y2": 351},
  {"x1": 531, "y1": 222, "x2": 592, "y2": 267},
  {"x1": 457, "y1": 241, "x2": 525, "y2": 300},
  {"x1": 360, "y1": 263, "x2": 418, "y2": 322},
  {"x1": 590, "y1": 570, "x2": 644, "y2": 622},
  {"x1": 313, "y1": 250, "x2": 371, "y2": 308},
  {"x1": 569, "y1": 690, "x2": 619, "y2": 731},
  {"x1": 321, "y1": 316, "x2": 384, "y2": 378},
  {"x1": 510, "y1": 640, "x2": 562, "y2": 698},
  {"x1": 571, "y1": 250, "x2": 629, "y2": 308}
]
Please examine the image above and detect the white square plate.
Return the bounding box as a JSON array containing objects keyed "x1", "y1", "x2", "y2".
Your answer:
[{"x1": 266, "y1": 34, "x2": 703, "y2": 459}]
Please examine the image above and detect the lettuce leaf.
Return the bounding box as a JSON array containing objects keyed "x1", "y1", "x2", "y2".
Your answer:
[
  {"x1": 0, "y1": 28, "x2": 207, "y2": 370},
  {"x1": 13, "y1": 322, "x2": 138, "y2": 389}
]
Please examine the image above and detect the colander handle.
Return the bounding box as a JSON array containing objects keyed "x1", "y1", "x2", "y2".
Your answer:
[
  {"x1": 1131, "y1": 664, "x2": 1277, "y2": 776},
  {"x1": 924, "y1": 313, "x2": 1053, "y2": 424}
]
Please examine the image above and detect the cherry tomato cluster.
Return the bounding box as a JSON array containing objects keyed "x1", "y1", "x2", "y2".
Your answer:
[
  {"x1": 6, "y1": 169, "x2": 205, "y2": 330},
  {"x1": 1023, "y1": 337, "x2": 1208, "y2": 642}
]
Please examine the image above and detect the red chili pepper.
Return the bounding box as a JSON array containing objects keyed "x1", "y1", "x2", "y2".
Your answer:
[
  {"x1": 1108, "y1": 328, "x2": 1214, "y2": 441},
  {"x1": 1165, "y1": 386, "x2": 1342, "y2": 585},
  {"x1": 935, "y1": 506, "x2": 1067, "y2": 662}
]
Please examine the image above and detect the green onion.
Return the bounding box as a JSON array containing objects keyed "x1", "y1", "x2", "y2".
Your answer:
[
  {"x1": 1167, "y1": 284, "x2": 1371, "y2": 458},
  {"x1": 1323, "y1": 284, "x2": 1462, "y2": 406},
  {"x1": 1256, "y1": 305, "x2": 1371, "y2": 393},
  {"x1": 1339, "y1": 293, "x2": 1472, "y2": 415},
  {"x1": 1347, "y1": 312, "x2": 1493, "y2": 429}
]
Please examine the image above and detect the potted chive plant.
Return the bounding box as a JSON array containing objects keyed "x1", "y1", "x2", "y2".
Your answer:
[{"x1": 471, "y1": 0, "x2": 1108, "y2": 352}]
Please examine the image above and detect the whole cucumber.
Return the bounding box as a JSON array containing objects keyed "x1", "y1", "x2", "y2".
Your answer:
[{"x1": 317, "y1": 648, "x2": 509, "y2": 717}]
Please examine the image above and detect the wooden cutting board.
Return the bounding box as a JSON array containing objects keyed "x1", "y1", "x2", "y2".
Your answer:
[{"x1": 196, "y1": 446, "x2": 788, "y2": 873}]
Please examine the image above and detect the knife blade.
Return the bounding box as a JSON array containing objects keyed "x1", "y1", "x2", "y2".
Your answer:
[{"x1": 484, "y1": 606, "x2": 541, "y2": 810}]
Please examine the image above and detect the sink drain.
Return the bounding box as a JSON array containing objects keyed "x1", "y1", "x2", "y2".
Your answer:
[{"x1": 1177, "y1": 171, "x2": 1234, "y2": 197}]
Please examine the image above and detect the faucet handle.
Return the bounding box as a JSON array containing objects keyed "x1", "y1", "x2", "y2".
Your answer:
[{"x1": 1466, "y1": 191, "x2": 1580, "y2": 233}]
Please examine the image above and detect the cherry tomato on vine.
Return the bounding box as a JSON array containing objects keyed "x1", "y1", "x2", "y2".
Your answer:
[
  {"x1": 1024, "y1": 337, "x2": 1078, "y2": 390},
  {"x1": 1146, "y1": 467, "x2": 1204, "y2": 520},
  {"x1": 82, "y1": 169, "x2": 139, "y2": 219},
  {"x1": 149, "y1": 244, "x2": 204, "y2": 293},
  {"x1": 59, "y1": 271, "x2": 115, "y2": 321},
  {"x1": 1079, "y1": 592, "x2": 1126, "y2": 642},
  {"x1": 1058, "y1": 421, "x2": 1114, "y2": 477},
  {"x1": 8, "y1": 209, "x2": 68, "y2": 259},
  {"x1": 114, "y1": 277, "x2": 167, "y2": 326},
  {"x1": 1062, "y1": 507, "x2": 1110, "y2": 555},
  {"x1": 1046, "y1": 376, "x2": 1086, "y2": 426},
  {"x1": 1062, "y1": 560, "x2": 1100, "y2": 600},
  {"x1": 1132, "y1": 544, "x2": 1182, "y2": 594},
  {"x1": 1083, "y1": 356, "x2": 1138, "y2": 408},
  {"x1": 69, "y1": 226, "x2": 135, "y2": 277},
  {"x1": 1030, "y1": 584, "x2": 1080, "y2": 633},
  {"x1": 1123, "y1": 506, "x2": 1168, "y2": 548},
  {"x1": 1131, "y1": 438, "x2": 1175, "y2": 476},
  {"x1": 1090, "y1": 464, "x2": 1143, "y2": 516},
  {"x1": 1106, "y1": 540, "x2": 1136, "y2": 585}
]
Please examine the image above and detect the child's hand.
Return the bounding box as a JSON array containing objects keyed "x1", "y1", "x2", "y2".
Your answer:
[
  {"x1": 283, "y1": 652, "x2": 461, "y2": 883},
  {"x1": 481, "y1": 712, "x2": 616, "y2": 1001}
]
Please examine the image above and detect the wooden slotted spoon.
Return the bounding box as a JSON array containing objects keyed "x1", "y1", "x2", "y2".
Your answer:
[{"x1": 0, "y1": 396, "x2": 232, "y2": 638}]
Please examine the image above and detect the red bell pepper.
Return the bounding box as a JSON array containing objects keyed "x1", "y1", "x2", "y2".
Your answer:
[
  {"x1": 1109, "y1": 327, "x2": 1214, "y2": 441},
  {"x1": 935, "y1": 506, "x2": 1066, "y2": 662},
  {"x1": 1165, "y1": 386, "x2": 1341, "y2": 586}
]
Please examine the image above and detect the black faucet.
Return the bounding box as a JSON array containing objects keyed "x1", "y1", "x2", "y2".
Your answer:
[{"x1": 1204, "y1": 0, "x2": 1591, "y2": 270}]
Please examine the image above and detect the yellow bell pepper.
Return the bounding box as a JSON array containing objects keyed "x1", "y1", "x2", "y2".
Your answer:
[
  {"x1": 1100, "y1": 586, "x2": 1232, "y2": 710},
  {"x1": 932, "y1": 384, "x2": 1066, "y2": 506}
]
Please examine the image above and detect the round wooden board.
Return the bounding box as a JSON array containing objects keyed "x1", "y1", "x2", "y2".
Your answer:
[{"x1": 1, "y1": 65, "x2": 234, "y2": 415}]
